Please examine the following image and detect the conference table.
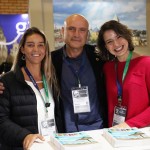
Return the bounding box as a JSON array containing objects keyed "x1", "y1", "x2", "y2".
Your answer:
[{"x1": 30, "y1": 127, "x2": 150, "y2": 150}]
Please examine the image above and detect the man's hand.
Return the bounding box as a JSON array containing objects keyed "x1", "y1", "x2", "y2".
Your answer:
[
  {"x1": 23, "y1": 134, "x2": 45, "y2": 150},
  {"x1": 0, "y1": 82, "x2": 5, "y2": 94}
]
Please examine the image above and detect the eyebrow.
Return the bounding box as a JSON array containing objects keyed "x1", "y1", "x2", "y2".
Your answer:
[
  {"x1": 105, "y1": 39, "x2": 112, "y2": 42},
  {"x1": 105, "y1": 35, "x2": 118, "y2": 42},
  {"x1": 25, "y1": 41, "x2": 45, "y2": 44},
  {"x1": 67, "y1": 26, "x2": 88, "y2": 30}
]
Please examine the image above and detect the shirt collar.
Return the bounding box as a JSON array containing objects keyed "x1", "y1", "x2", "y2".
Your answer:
[{"x1": 63, "y1": 45, "x2": 85, "y2": 60}]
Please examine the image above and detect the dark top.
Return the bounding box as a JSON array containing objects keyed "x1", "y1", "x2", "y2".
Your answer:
[
  {"x1": 0, "y1": 62, "x2": 12, "y2": 74},
  {"x1": 51, "y1": 44, "x2": 108, "y2": 133},
  {"x1": 61, "y1": 48, "x2": 103, "y2": 132},
  {"x1": 0, "y1": 65, "x2": 64, "y2": 150}
]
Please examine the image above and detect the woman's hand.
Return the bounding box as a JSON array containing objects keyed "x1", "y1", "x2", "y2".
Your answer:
[
  {"x1": 23, "y1": 134, "x2": 45, "y2": 150},
  {"x1": 0, "y1": 82, "x2": 5, "y2": 94},
  {"x1": 112, "y1": 122, "x2": 130, "y2": 129}
]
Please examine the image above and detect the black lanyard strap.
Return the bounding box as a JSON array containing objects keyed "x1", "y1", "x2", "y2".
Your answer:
[{"x1": 63, "y1": 53, "x2": 85, "y2": 88}]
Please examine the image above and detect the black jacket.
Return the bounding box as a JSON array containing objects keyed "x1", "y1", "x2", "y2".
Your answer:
[
  {"x1": 51, "y1": 44, "x2": 108, "y2": 130},
  {"x1": 0, "y1": 65, "x2": 64, "y2": 150}
]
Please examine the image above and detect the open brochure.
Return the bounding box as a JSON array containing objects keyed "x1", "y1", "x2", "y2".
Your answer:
[{"x1": 103, "y1": 128, "x2": 150, "y2": 148}]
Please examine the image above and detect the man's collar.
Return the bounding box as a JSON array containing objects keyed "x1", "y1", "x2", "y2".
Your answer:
[{"x1": 62, "y1": 45, "x2": 86, "y2": 59}]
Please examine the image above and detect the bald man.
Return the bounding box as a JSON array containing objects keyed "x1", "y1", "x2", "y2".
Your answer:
[{"x1": 51, "y1": 14, "x2": 108, "y2": 132}]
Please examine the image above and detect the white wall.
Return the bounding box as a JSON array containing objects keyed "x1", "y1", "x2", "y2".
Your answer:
[{"x1": 28, "y1": 0, "x2": 55, "y2": 51}]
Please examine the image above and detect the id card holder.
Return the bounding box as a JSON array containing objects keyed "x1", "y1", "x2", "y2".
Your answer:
[
  {"x1": 40, "y1": 118, "x2": 55, "y2": 136},
  {"x1": 71, "y1": 86, "x2": 90, "y2": 113},
  {"x1": 112, "y1": 105, "x2": 127, "y2": 126}
]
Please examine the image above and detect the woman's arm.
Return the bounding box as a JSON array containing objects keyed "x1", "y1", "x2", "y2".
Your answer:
[{"x1": 0, "y1": 78, "x2": 30, "y2": 147}]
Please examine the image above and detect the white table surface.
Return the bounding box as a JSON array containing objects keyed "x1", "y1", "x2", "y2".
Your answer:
[{"x1": 30, "y1": 127, "x2": 150, "y2": 150}]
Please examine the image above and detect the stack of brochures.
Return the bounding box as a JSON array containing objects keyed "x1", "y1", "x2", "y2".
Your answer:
[
  {"x1": 103, "y1": 128, "x2": 150, "y2": 148},
  {"x1": 51, "y1": 131, "x2": 98, "y2": 150}
]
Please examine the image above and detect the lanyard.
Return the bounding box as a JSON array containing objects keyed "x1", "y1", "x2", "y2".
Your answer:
[
  {"x1": 115, "y1": 51, "x2": 132, "y2": 105},
  {"x1": 24, "y1": 66, "x2": 50, "y2": 112},
  {"x1": 63, "y1": 52, "x2": 85, "y2": 88}
]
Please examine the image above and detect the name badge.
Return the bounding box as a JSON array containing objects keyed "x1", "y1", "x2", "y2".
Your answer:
[
  {"x1": 71, "y1": 86, "x2": 90, "y2": 113},
  {"x1": 112, "y1": 106, "x2": 127, "y2": 126},
  {"x1": 40, "y1": 118, "x2": 55, "y2": 136}
]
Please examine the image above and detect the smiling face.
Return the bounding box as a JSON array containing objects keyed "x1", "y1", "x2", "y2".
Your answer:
[
  {"x1": 104, "y1": 29, "x2": 129, "y2": 61},
  {"x1": 21, "y1": 33, "x2": 46, "y2": 67},
  {"x1": 62, "y1": 14, "x2": 89, "y2": 52}
]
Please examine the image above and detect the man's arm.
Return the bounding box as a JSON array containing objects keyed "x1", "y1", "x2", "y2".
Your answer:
[{"x1": 0, "y1": 82, "x2": 5, "y2": 94}]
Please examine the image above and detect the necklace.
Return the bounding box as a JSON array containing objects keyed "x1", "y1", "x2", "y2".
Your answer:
[{"x1": 36, "y1": 81, "x2": 43, "y2": 83}]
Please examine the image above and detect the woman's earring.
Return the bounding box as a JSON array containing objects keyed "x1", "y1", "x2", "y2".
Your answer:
[{"x1": 21, "y1": 54, "x2": 25, "y2": 60}]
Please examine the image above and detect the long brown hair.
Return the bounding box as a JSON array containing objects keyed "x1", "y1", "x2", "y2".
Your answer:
[{"x1": 12, "y1": 27, "x2": 59, "y2": 96}]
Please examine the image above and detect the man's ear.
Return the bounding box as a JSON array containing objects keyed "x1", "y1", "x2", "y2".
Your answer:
[
  {"x1": 86, "y1": 30, "x2": 90, "y2": 43},
  {"x1": 87, "y1": 30, "x2": 90, "y2": 38},
  {"x1": 61, "y1": 27, "x2": 64, "y2": 36}
]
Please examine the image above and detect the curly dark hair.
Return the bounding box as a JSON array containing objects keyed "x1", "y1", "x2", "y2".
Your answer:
[{"x1": 97, "y1": 20, "x2": 134, "y2": 61}]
